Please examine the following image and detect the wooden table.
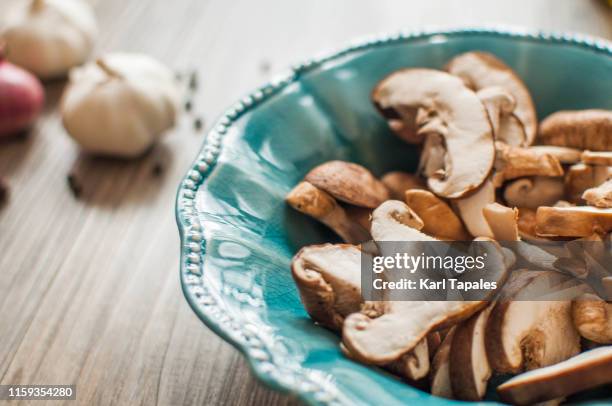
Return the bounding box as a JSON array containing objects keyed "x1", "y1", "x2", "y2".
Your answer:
[{"x1": 0, "y1": 1, "x2": 610, "y2": 405}]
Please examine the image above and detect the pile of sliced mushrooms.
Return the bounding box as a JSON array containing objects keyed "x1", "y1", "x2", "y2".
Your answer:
[{"x1": 286, "y1": 51, "x2": 612, "y2": 405}]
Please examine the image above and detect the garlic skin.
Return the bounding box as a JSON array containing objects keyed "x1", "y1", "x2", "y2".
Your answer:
[
  {"x1": 2, "y1": 0, "x2": 97, "y2": 79},
  {"x1": 60, "y1": 53, "x2": 180, "y2": 158}
]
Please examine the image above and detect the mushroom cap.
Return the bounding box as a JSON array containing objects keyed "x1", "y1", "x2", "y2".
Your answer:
[
  {"x1": 381, "y1": 171, "x2": 425, "y2": 200},
  {"x1": 581, "y1": 150, "x2": 612, "y2": 166},
  {"x1": 536, "y1": 206, "x2": 612, "y2": 237},
  {"x1": 372, "y1": 68, "x2": 495, "y2": 198},
  {"x1": 572, "y1": 293, "x2": 612, "y2": 344},
  {"x1": 539, "y1": 110, "x2": 612, "y2": 151},
  {"x1": 446, "y1": 51, "x2": 537, "y2": 145},
  {"x1": 449, "y1": 306, "x2": 493, "y2": 401},
  {"x1": 305, "y1": 161, "x2": 389, "y2": 208},
  {"x1": 504, "y1": 177, "x2": 565, "y2": 209},
  {"x1": 582, "y1": 179, "x2": 612, "y2": 208},
  {"x1": 485, "y1": 271, "x2": 581, "y2": 374},
  {"x1": 476, "y1": 87, "x2": 526, "y2": 147},
  {"x1": 291, "y1": 244, "x2": 364, "y2": 331},
  {"x1": 404, "y1": 189, "x2": 471, "y2": 240},
  {"x1": 497, "y1": 346, "x2": 612, "y2": 405}
]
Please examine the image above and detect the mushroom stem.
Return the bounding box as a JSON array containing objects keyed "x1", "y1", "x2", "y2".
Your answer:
[{"x1": 96, "y1": 58, "x2": 123, "y2": 79}]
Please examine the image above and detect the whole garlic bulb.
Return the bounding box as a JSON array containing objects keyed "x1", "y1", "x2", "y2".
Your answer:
[
  {"x1": 2, "y1": 0, "x2": 97, "y2": 79},
  {"x1": 60, "y1": 53, "x2": 180, "y2": 158}
]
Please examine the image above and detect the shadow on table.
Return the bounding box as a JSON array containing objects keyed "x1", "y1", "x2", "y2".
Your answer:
[{"x1": 67, "y1": 143, "x2": 174, "y2": 208}]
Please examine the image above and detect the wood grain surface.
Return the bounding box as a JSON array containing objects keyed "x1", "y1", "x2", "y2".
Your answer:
[{"x1": 0, "y1": 1, "x2": 610, "y2": 405}]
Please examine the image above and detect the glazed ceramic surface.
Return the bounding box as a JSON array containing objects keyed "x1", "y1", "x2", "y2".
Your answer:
[{"x1": 177, "y1": 28, "x2": 612, "y2": 405}]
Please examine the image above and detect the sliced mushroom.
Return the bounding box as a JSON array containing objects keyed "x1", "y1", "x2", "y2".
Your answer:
[
  {"x1": 291, "y1": 244, "x2": 364, "y2": 331},
  {"x1": 528, "y1": 146, "x2": 582, "y2": 164},
  {"x1": 565, "y1": 163, "x2": 612, "y2": 202},
  {"x1": 536, "y1": 206, "x2": 612, "y2": 237},
  {"x1": 430, "y1": 327, "x2": 456, "y2": 399},
  {"x1": 305, "y1": 160, "x2": 389, "y2": 208},
  {"x1": 498, "y1": 113, "x2": 527, "y2": 147},
  {"x1": 386, "y1": 338, "x2": 431, "y2": 381},
  {"x1": 449, "y1": 306, "x2": 494, "y2": 401},
  {"x1": 369, "y1": 199, "x2": 427, "y2": 241},
  {"x1": 582, "y1": 179, "x2": 612, "y2": 208},
  {"x1": 344, "y1": 205, "x2": 372, "y2": 231},
  {"x1": 381, "y1": 171, "x2": 425, "y2": 200},
  {"x1": 477, "y1": 86, "x2": 515, "y2": 135},
  {"x1": 286, "y1": 182, "x2": 370, "y2": 243},
  {"x1": 454, "y1": 178, "x2": 496, "y2": 238},
  {"x1": 372, "y1": 68, "x2": 495, "y2": 198},
  {"x1": 494, "y1": 142, "x2": 564, "y2": 183},
  {"x1": 572, "y1": 293, "x2": 612, "y2": 344},
  {"x1": 404, "y1": 189, "x2": 471, "y2": 240},
  {"x1": 446, "y1": 51, "x2": 537, "y2": 145},
  {"x1": 497, "y1": 346, "x2": 612, "y2": 405},
  {"x1": 343, "y1": 201, "x2": 509, "y2": 364},
  {"x1": 581, "y1": 150, "x2": 612, "y2": 166},
  {"x1": 504, "y1": 177, "x2": 565, "y2": 209},
  {"x1": 483, "y1": 202, "x2": 519, "y2": 241},
  {"x1": 517, "y1": 208, "x2": 545, "y2": 241},
  {"x1": 486, "y1": 272, "x2": 581, "y2": 374},
  {"x1": 539, "y1": 110, "x2": 612, "y2": 151}
]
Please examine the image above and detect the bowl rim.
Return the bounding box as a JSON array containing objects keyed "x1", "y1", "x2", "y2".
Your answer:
[{"x1": 176, "y1": 26, "x2": 612, "y2": 406}]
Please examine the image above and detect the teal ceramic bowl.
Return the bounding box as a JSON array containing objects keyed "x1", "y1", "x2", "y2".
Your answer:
[{"x1": 177, "y1": 28, "x2": 612, "y2": 405}]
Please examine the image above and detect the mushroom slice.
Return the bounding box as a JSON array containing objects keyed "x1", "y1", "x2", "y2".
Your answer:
[
  {"x1": 450, "y1": 306, "x2": 494, "y2": 401},
  {"x1": 477, "y1": 87, "x2": 515, "y2": 132},
  {"x1": 386, "y1": 337, "x2": 430, "y2": 381},
  {"x1": 404, "y1": 189, "x2": 470, "y2": 240},
  {"x1": 305, "y1": 160, "x2": 390, "y2": 208},
  {"x1": 286, "y1": 181, "x2": 370, "y2": 243},
  {"x1": 430, "y1": 327, "x2": 456, "y2": 399},
  {"x1": 517, "y1": 208, "x2": 545, "y2": 241},
  {"x1": 476, "y1": 87, "x2": 527, "y2": 147},
  {"x1": 565, "y1": 163, "x2": 612, "y2": 202},
  {"x1": 504, "y1": 177, "x2": 565, "y2": 209},
  {"x1": 454, "y1": 178, "x2": 496, "y2": 238},
  {"x1": 343, "y1": 300, "x2": 488, "y2": 365},
  {"x1": 381, "y1": 171, "x2": 425, "y2": 200},
  {"x1": 372, "y1": 68, "x2": 494, "y2": 198},
  {"x1": 483, "y1": 202, "x2": 519, "y2": 241},
  {"x1": 370, "y1": 200, "x2": 427, "y2": 241},
  {"x1": 486, "y1": 272, "x2": 581, "y2": 374},
  {"x1": 446, "y1": 51, "x2": 537, "y2": 145},
  {"x1": 536, "y1": 206, "x2": 612, "y2": 237},
  {"x1": 581, "y1": 150, "x2": 612, "y2": 166},
  {"x1": 343, "y1": 201, "x2": 508, "y2": 364},
  {"x1": 528, "y1": 146, "x2": 582, "y2": 164},
  {"x1": 498, "y1": 113, "x2": 527, "y2": 147},
  {"x1": 497, "y1": 346, "x2": 612, "y2": 405},
  {"x1": 344, "y1": 205, "x2": 372, "y2": 231},
  {"x1": 291, "y1": 244, "x2": 364, "y2": 331},
  {"x1": 539, "y1": 110, "x2": 612, "y2": 151},
  {"x1": 583, "y1": 180, "x2": 612, "y2": 208},
  {"x1": 494, "y1": 142, "x2": 564, "y2": 183},
  {"x1": 572, "y1": 293, "x2": 612, "y2": 344}
]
